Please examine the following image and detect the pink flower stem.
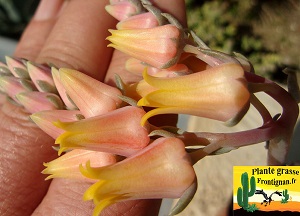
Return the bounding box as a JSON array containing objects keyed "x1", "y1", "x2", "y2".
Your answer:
[
  {"x1": 246, "y1": 72, "x2": 299, "y2": 165},
  {"x1": 180, "y1": 121, "x2": 280, "y2": 165}
]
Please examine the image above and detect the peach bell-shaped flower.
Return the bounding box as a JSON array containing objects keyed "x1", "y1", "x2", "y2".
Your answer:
[
  {"x1": 42, "y1": 149, "x2": 116, "y2": 180},
  {"x1": 80, "y1": 137, "x2": 196, "y2": 216},
  {"x1": 54, "y1": 106, "x2": 150, "y2": 156},
  {"x1": 16, "y1": 92, "x2": 64, "y2": 113},
  {"x1": 137, "y1": 63, "x2": 250, "y2": 126},
  {"x1": 58, "y1": 68, "x2": 122, "y2": 118},
  {"x1": 107, "y1": 24, "x2": 184, "y2": 69},
  {"x1": 116, "y1": 12, "x2": 159, "y2": 29},
  {"x1": 30, "y1": 110, "x2": 83, "y2": 139}
]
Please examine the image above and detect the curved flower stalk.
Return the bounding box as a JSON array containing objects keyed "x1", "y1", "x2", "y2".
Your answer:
[
  {"x1": 80, "y1": 137, "x2": 196, "y2": 216},
  {"x1": 43, "y1": 149, "x2": 116, "y2": 180},
  {"x1": 137, "y1": 63, "x2": 250, "y2": 126},
  {"x1": 54, "y1": 106, "x2": 150, "y2": 156}
]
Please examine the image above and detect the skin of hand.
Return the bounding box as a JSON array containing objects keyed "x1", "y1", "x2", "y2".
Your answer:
[{"x1": 0, "y1": 0, "x2": 186, "y2": 215}]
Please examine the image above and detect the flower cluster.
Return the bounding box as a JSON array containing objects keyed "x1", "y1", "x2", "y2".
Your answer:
[{"x1": 0, "y1": 0, "x2": 299, "y2": 215}]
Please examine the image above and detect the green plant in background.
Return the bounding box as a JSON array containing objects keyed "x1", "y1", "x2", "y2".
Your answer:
[
  {"x1": 281, "y1": 189, "x2": 290, "y2": 203},
  {"x1": 0, "y1": 0, "x2": 39, "y2": 39},
  {"x1": 237, "y1": 172, "x2": 257, "y2": 211},
  {"x1": 186, "y1": 0, "x2": 300, "y2": 82}
]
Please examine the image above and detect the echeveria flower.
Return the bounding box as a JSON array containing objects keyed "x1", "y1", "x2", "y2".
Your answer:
[
  {"x1": 5, "y1": 56, "x2": 28, "y2": 78},
  {"x1": 43, "y1": 149, "x2": 116, "y2": 180},
  {"x1": 30, "y1": 110, "x2": 83, "y2": 139},
  {"x1": 16, "y1": 91, "x2": 64, "y2": 113},
  {"x1": 54, "y1": 106, "x2": 150, "y2": 156},
  {"x1": 107, "y1": 24, "x2": 184, "y2": 69},
  {"x1": 27, "y1": 62, "x2": 57, "y2": 93},
  {"x1": 0, "y1": 76, "x2": 35, "y2": 103},
  {"x1": 58, "y1": 68, "x2": 123, "y2": 118},
  {"x1": 80, "y1": 137, "x2": 196, "y2": 216},
  {"x1": 137, "y1": 63, "x2": 250, "y2": 125},
  {"x1": 116, "y1": 12, "x2": 159, "y2": 29}
]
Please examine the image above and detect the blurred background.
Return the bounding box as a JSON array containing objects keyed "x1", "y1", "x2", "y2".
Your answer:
[{"x1": 0, "y1": 1, "x2": 299, "y2": 216}]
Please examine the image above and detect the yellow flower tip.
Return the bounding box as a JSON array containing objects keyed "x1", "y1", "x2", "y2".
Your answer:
[
  {"x1": 52, "y1": 120, "x2": 68, "y2": 129},
  {"x1": 58, "y1": 147, "x2": 66, "y2": 156},
  {"x1": 107, "y1": 25, "x2": 182, "y2": 69},
  {"x1": 56, "y1": 139, "x2": 72, "y2": 155},
  {"x1": 58, "y1": 68, "x2": 76, "y2": 84},
  {"x1": 15, "y1": 92, "x2": 25, "y2": 102},
  {"x1": 83, "y1": 180, "x2": 104, "y2": 201},
  {"x1": 51, "y1": 66, "x2": 59, "y2": 79},
  {"x1": 42, "y1": 169, "x2": 56, "y2": 181},
  {"x1": 140, "y1": 108, "x2": 167, "y2": 126},
  {"x1": 79, "y1": 161, "x2": 90, "y2": 178},
  {"x1": 42, "y1": 163, "x2": 55, "y2": 180},
  {"x1": 79, "y1": 160, "x2": 102, "y2": 180},
  {"x1": 93, "y1": 198, "x2": 117, "y2": 216},
  {"x1": 29, "y1": 113, "x2": 40, "y2": 124},
  {"x1": 106, "y1": 43, "x2": 114, "y2": 49},
  {"x1": 44, "y1": 175, "x2": 55, "y2": 181}
]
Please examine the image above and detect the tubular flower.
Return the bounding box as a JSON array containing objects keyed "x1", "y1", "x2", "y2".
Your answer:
[
  {"x1": 116, "y1": 12, "x2": 159, "y2": 29},
  {"x1": 5, "y1": 56, "x2": 28, "y2": 78},
  {"x1": 137, "y1": 63, "x2": 250, "y2": 126},
  {"x1": 51, "y1": 67, "x2": 77, "y2": 110},
  {"x1": 30, "y1": 110, "x2": 83, "y2": 139},
  {"x1": 42, "y1": 149, "x2": 116, "y2": 180},
  {"x1": 0, "y1": 76, "x2": 35, "y2": 103},
  {"x1": 107, "y1": 24, "x2": 184, "y2": 69},
  {"x1": 54, "y1": 106, "x2": 150, "y2": 156},
  {"x1": 27, "y1": 62, "x2": 57, "y2": 93},
  {"x1": 16, "y1": 92, "x2": 64, "y2": 113},
  {"x1": 58, "y1": 68, "x2": 122, "y2": 118},
  {"x1": 80, "y1": 137, "x2": 196, "y2": 216}
]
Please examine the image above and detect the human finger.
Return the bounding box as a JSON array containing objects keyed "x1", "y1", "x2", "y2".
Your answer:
[
  {"x1": 14, "y1": 0, "x2": 66, "y2": 60},
  {"x1": 35, "y1": 0, "x2": 116, "y2": 80}
]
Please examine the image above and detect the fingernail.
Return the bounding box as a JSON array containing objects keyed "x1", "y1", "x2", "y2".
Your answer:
[{"x1": 34, "y1": 0, "x2": 65, "y2": 21}]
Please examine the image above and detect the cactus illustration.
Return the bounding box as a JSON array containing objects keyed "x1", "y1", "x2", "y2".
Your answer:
[
  {"x1": 237, "y1": 172, "x2": 256, "y2": 210},
  {"x1": 281, "y1": 189, "x2": 289, "y2": 203}
]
